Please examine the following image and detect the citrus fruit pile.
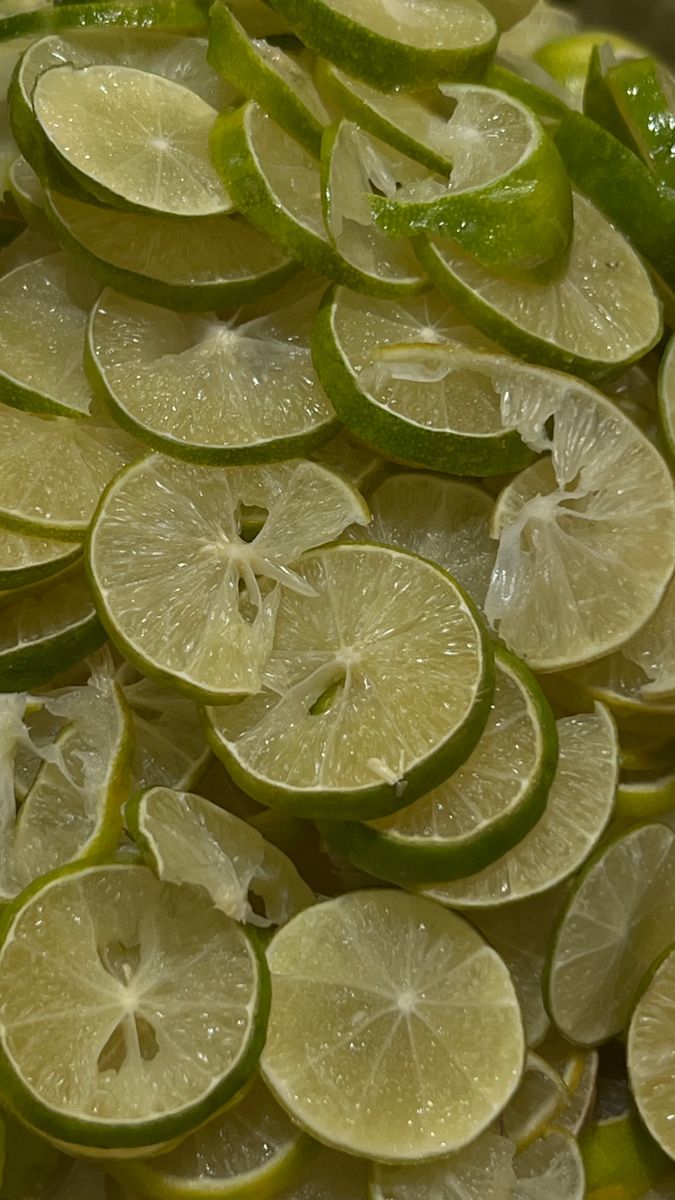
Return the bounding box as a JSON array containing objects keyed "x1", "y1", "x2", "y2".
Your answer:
[{"x1": 0, "y1": 0, "x2": 674, "y2": 1197}]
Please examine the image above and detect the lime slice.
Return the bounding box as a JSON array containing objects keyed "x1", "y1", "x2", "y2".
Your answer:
[
  {"x1": 417, "y1": 192, "x2": 662, "y2": 381},
  {"x1": 311, "y1": 285, "x2": 540, "y2": 476},
  {"x1": 87, "y1": 456, "x2": 369, "y2": 702},
  {"x1": 471, "y1": 887, "x2": 568, "y2": 1047},
  {"x1": 0, "y1": 526, "x2": 80, "y2": 591},
  {"x1": 580, "y1": 1108, "x2": 674, "y2": 1200},
  {"x1": 535, "y1": 30, "x2": 647, "y2": 99},
  {"x1": 503, "y1": 1052, "x2": 567, "y2": 1151},
  {"x1": 320, "y1": 122, "x2": 428, "y2": 298},
  {"x1": 538, "y1": 1033, "x2": 598, "y2": 1136},
  {"x1": 658, "y1": 334, "x2": 675, "y2": 464},
  {"x1": 0, "y1": 862, "x2": 269, "y2": 1152},
  {"x1": 0, "y1": 225, "x2": 58, "y2": 274},
  {"x1": 262, "y1": 0, "x2": 498, "y2": 91},
  {"x1": 548, "y1": 658, "x2": 675, "y2": 738},
  {"x1": 128, "y1": 786, "x2": 314, "y2": 926},
  {"x1": 45, "y1": 191, "x2": 296, "y2": 315},
  {"x1": 0, "y1": 566, "x2": 105, "y2": 691},
  {"x1": 206, "y1": 541, "x2": 494, "y2": 820},
  {"x1": 311, "y1": 428, "x2": 385, "y2": 491},
  {"x1": 0, "y1": 1, "x2": 210, "y2": 43},
  {"x1": 32, "y1": 64, "x2": 232, "y2": 217},
  {"x1": 617, "y1": 771, "x2": 675, "y2": 822},
  {"x1": 208, "y1": 2, "x2": 328, "y2": 156},
  {"x1": 356, "y1": 473, "x2": 496, "y2": 610},
  {"x1": 319, "y1": 645, "x2": 558, "y2": 885},
  {"x1": 8, "y1": 155, "x2": 49, "y2": 233},
  {"x1": 602, "y1": 58, "x2": 675, "y2": 187},
  {"x1": 513, "y1": 1131, "x2": 585, "y2": 1200},
  {"x1": 370, "y1": 1131, "x2": 517, "y2": 1199},
  {"x1": 422, "y1": 706, "x2": 618, "y2": 908},
  {"x1": 5, "y1": 656, "x2": 132, "y2": 897},
  {"x1": 261, "y1": 889, "x2": 524, "y2": 1160},
  {"x1": 0, "y1": 404, "x2": 138, "y2": 540},
  {"x1": 86, "y1": 284, "x2": 339, "y2": 463},
  {"x1": 0, "y1": 252, "x2": 99, "y2": 417},
  {"x1": 117, "y1": 668, "x2": 211, "y2": 793},
  {"x1": 370, "y1": 86, "x2": 572, "y2": 283},
  {"x1": 499, "y1": 3, "x2": 581, "y2": 57},
  {"x1": 483, "y1": 378, "x2": 675, "y2": 672},
  {"x1": 611, "y1": 576, "x2": 675, "y2": 701},
  {"x1": 485, "y1": 52, "x2": 574, "y2": 120},
  {"x1": 619, "y1": 732, "x2": 675, "y2": 775},
  {"x1": 113, "y1": 1076, "x2": 314, "y2": 1200},
  {"x1": 545, "y1": 823, "x2": 675, "y2": 1047}
]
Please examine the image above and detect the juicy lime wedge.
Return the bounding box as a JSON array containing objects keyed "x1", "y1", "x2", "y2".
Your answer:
[
  {"x1": 261, "y1": 889, "x2": 524, "y2": 1160},
  {"x1": 86, "y1": 284, "x2": 338, "y2": 463},
  {"x1": 205, "y1": 542, "x2": 494, "y2": 820},
  {"x1": 0, "y1": 862, "x2": 269, "y2": 1152},
  {"x1": 0, "y1": 526, "x2": 80, "y2": 591},
  {"x1": 319, "y1": 646, "x2": 558, "y2": 884},
  {"x1": 32, "y1": 63, "x2": 233, "y2": 217},
  {"x1": 0, "y1": 565, "x2": 105, "y2": 691},
  {"x1": 370, "y1": 1132, "x2": 517, "y2": 1199},
  {"x1": 417, "y1": 191, "x2": 662, "y2": 381},
  {"x1": 86, "y1": 455, "x2": 369, "y2": 702},
  {"x1": 422, "y1": 706, "x2": 618, "y2": 908},
  {"x1": 127, "y1": 786, "x2": 314, "y2": 925}
]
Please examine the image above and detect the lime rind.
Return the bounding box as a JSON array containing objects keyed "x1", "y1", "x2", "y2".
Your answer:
[
  {"x1": 0, "y1": 1, "x2": 210, "y2": 44},
  {"x1": 0, "y1": 527, "x2": 80, "y2": 592}
]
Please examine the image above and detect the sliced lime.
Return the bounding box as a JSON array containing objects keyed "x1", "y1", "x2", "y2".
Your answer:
[
  {"x1": 499, "y1": 3, "x2": 581, "y2": 58},
  {"x1": 513, "y1": 1131, "x2": 585, "y2": 1200},
  {"x1": 8, "y1": 155, "x2": 50, "y2": 233},
  {"x1": 370, "y1": 1131, "x2": 516, "y2": 1199},
  {"x1": 484, "y1": 377, "x2": 675, "y2": 672},
  {"x1": 33, "y1": 64, "x2": 232, "y2": 217},
  {"x1": 0, "y1": 1, "x2": 210, "y2": 44},
  {"x1": 422, "y1": 707, "x2": 618, "y2": 908},
  {"x1": 87, "y1": 456, "x2": 369, "y2": 702},
  {"x1": 485, "y1": 52, "x2": 574, "y2": 121},
  {"x1": 311, "y1": 428, "x2": 385, "y2": 491},
  {"x1": 319, "y1": 646, "x2": 557, "y2": 884},
  {"x1": 617, "y1": 771, "x2": 675, "y2": 822},
  {"x1": 0, "y1": 526, "x2": 80, "y2": 591},
  {"x1": 658, "y1": 333, "x2": 675, "y2": 465},
  {"x1": 503, "y1": 1052, "x2": 567, "y2": 1150},
  {"x1": 545, "y1": 823, "x2": 675, "y2": 1046},
  {"x1": 86, "y1": 284, "x2": 338, "y2": 463},
  {"x1": 311, "y1": 285, "x2": 538, "y2": 476},
  {"x1": 262, "y1": 0, "x2": 498, "y2": 91},
  {"x1": 535, "y1": 30, "x2": 647, "y2": 99},
  {"x1": 553, "y1": 1048, "x2": 598, "y2": 1137},
  {"x1": 117, "y1": 668, "x2": 211, "y2": 793},
  {"x1": 261, "y1": 889, "x2": 524, "y2": 1160},
  {"x1": 206, "y1": 542, "x2": 494, "y2": 820},
  {"x1": 128, "y1": 786, "x2": 314, "y2": 925},
  {"x1": 0, "y1": 862, "x2": 269, "y2": 1152},
  {"x1": 0, "y1": 566, "x2": 105, "y2": 691},
  {"x1": 548, "y1": 656, "x2": 675, "y2": 738},
  {"x1": 417, "y1": 192, "x2": 662, "y2": 381}
]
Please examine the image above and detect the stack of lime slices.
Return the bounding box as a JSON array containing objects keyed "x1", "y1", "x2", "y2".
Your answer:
[{"x1": 0, "y1": 0, "x2": 674, "y2": 1196}]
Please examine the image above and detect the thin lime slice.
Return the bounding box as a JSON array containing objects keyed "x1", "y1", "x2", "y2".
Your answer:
[
  {"x1": 0, "y1": 566, "x2": 105, "y2": 691},
  {"x1": 422, "y1": 706, "x2": 618, "y2": 908},
  {"x1": 263, "y1": 0, "x2": 497, "y2": 91},
  {"x1": 658, "y1": 334, "x2": 675, "y2": 465},
  {"x1": 206, "y1": 542, "x2": 494, "y2": 820},
  {"x1": 611, "y1": 576, "x2": 675, "y2": 701},
  {"x1": 117, "y1": 668, "x2": 211, "y2": 793},
  {"x1": 483, "y1": 377, "x2": 675, "y2": 673},
  {"x1": 499, "y1": 4, "x2": 580, "y2": 57},
  {"x1": 33, "y1": 64, "x2": 232, "y2": 217},
  {"x1": 545, "y1": 823, "x2": 675, "y2": 1047},
  {"x1": 549, "y1": 656, "x2": 675, "y2": 738},
  {"x1": 552, "y1": 1048, "x2": 598, "y2": 1137},
  {"x1": 261, "y1": 889, "x2": 524, "y2": 1161},
  {"x1": 0, "y1": 1, "x2": 210, "y2": 43},
  {"x1": 0, "y1": 405, "x2": 138, "y2": 540},
  {"x1": 417, "y1": 192, "x2": 662, "y2": 381},
  {"x1": 4, "y1": 656, "x2": 132, "y2": 897},
  {"x1": 319, "y1": 646, "x2": 558, "y2": 885},
  {"x1": 320, "y1": 122, "x2": 428, "y2": 298},
  {"x1": 0, "y1": 252, "x2": 98, "y2": 417},
  {"x1": 87, "y1": 456, "x2": 369, "y2": 702},
  {"x1": 513, "y1": 1131, "x2": 585, "y2": 1200},
  {"x1": 128, "y1": 787, "x2": 314, "y2": 926},
  {"x1": 311, "y1": 428, "x2": 385, "y2": 491},
  {"x1": 356, "y1": 473, "x2": 496, "y2": 610},
  {"x1": 113, "y1": 1076, "x2": 314, "y2": 1200},
  {"x1": 45, "y1": 189, "x2": 295, "y2": 313},
  {"x1": 617, "y1": 771, "x2": 675, "y2": 822},
  {"x1": 0, "y1": 862, "x2": 269, "y2": 1152},
  {"x1": 471, "y1": 886, "x2": 568, "y2": 1047},
  {"x1": 370, "y1": 85, "x2": 572, "y2": 283},
  {"x1": 370, "y1": 1131, "x2": 517, "y2": 1199},
  {"x1": 0, "y1": 526, "x2": 80, "y2": 591},
  {"x1": 503, "y1": 1052, "x2": 567, "y2": 1151},
  {"x1": 86, "y1": 284, "x2": 339, "y2": 463},
  {"x1": 8, "y1": 155, "x2": 50, "y2": 232},
  {"x1": 208, "y1": 2, "x2": 328, "y2": 156},
  {"x1": 311, "y1": 285, "x2": 540, "y2": 476}
]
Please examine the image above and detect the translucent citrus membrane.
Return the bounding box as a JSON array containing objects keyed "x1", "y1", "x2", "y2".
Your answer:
[{"x1": 115, "y1": 665, "x2": 210, "y2": 792}]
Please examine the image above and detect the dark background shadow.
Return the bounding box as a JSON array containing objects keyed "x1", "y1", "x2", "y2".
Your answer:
[{"x1": 564, "y1": 0, "x2": 675, "y2": 60}]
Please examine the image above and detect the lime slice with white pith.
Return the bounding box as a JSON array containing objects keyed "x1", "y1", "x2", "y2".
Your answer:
[
  {"x1": 208, "y1": 1, "x2": 329, "y2": 155},
  {"x1": 112, "y1": 1076, "x2": 314, "y2": 1200},
  {"x1": 311, "y1": 285, "x2": 554, "y2": 476},
  {"x1": 0, "y1": 526, "x2": 80, "y2": 592},
  {"x1": 261, "y1": 0, "x2": 498, "y2": 91},
  {"x1": 370, "y1": 1131, "x2": 517, "y2": 1199},
  {"x1": 117, "y1": 667, "x2": 211, "y2": 793},
  {"x1": 261, "y1": 889, "x2": 524, "y2": 1161},
  {"x1": 0, "y1": 862, "x2": 270, "y2": 1153},
  {"x1": 0, "y1": 566, "x2": 106, "y2": 691},
  {"x1": 628, "y1": 946, "x2": 675, "y2": 1164},
  {"x1": 319, "y1": 646, "x2": 557, "y2": 885},
  {"x1": 87, "y1": 455, "x2": 369, "y2": 702},
  {"x1": 417, "y1": 192, "x2": 662, "y2": 381},
  {"x1": 32, "y1": 63, "x2": 233, "y2": 217},
  {"x1": 86, "y1": 284, "x2": 339, "y2": 463},
  {"x1": 206, "y1": 542, "x2": 494, "y2": 821},
  {"x1": 44, "y1": 189, "x2": 296, "y2": 312},
  {"x1": 127, "y1": 786, "x2": 314, "y2": 926},
  {"x1": 484, "y1": 376, "x2": 675, "y2": 673},
  {"x1": 422, "y1": 706, "x2": 618, "y2": 908},
  {"x1": 545, "y1": 823, "x2": 675, "y2": 1047}
]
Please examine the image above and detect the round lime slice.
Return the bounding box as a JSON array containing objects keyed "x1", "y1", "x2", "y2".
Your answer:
[{"x1": 0, "y1": 565, "x2": 105, "y2": 691}]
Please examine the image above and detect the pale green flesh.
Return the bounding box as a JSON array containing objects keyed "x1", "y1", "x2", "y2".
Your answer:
[
  {"x1": 371, "y1": 1131, "x2": 517, "y2": 1199},
  {"x1": 0, "y1": 566, "x2": 98, "y2": 657},
  {"x1": 118, "y1": 669, "x2": 209, "y2": 792},
  {"x1": 0, "y1": 526, "x2": 78, "y2": 579},
  {"x1": 311, "y1": 0, "x2": 496, "y2": 50}
]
